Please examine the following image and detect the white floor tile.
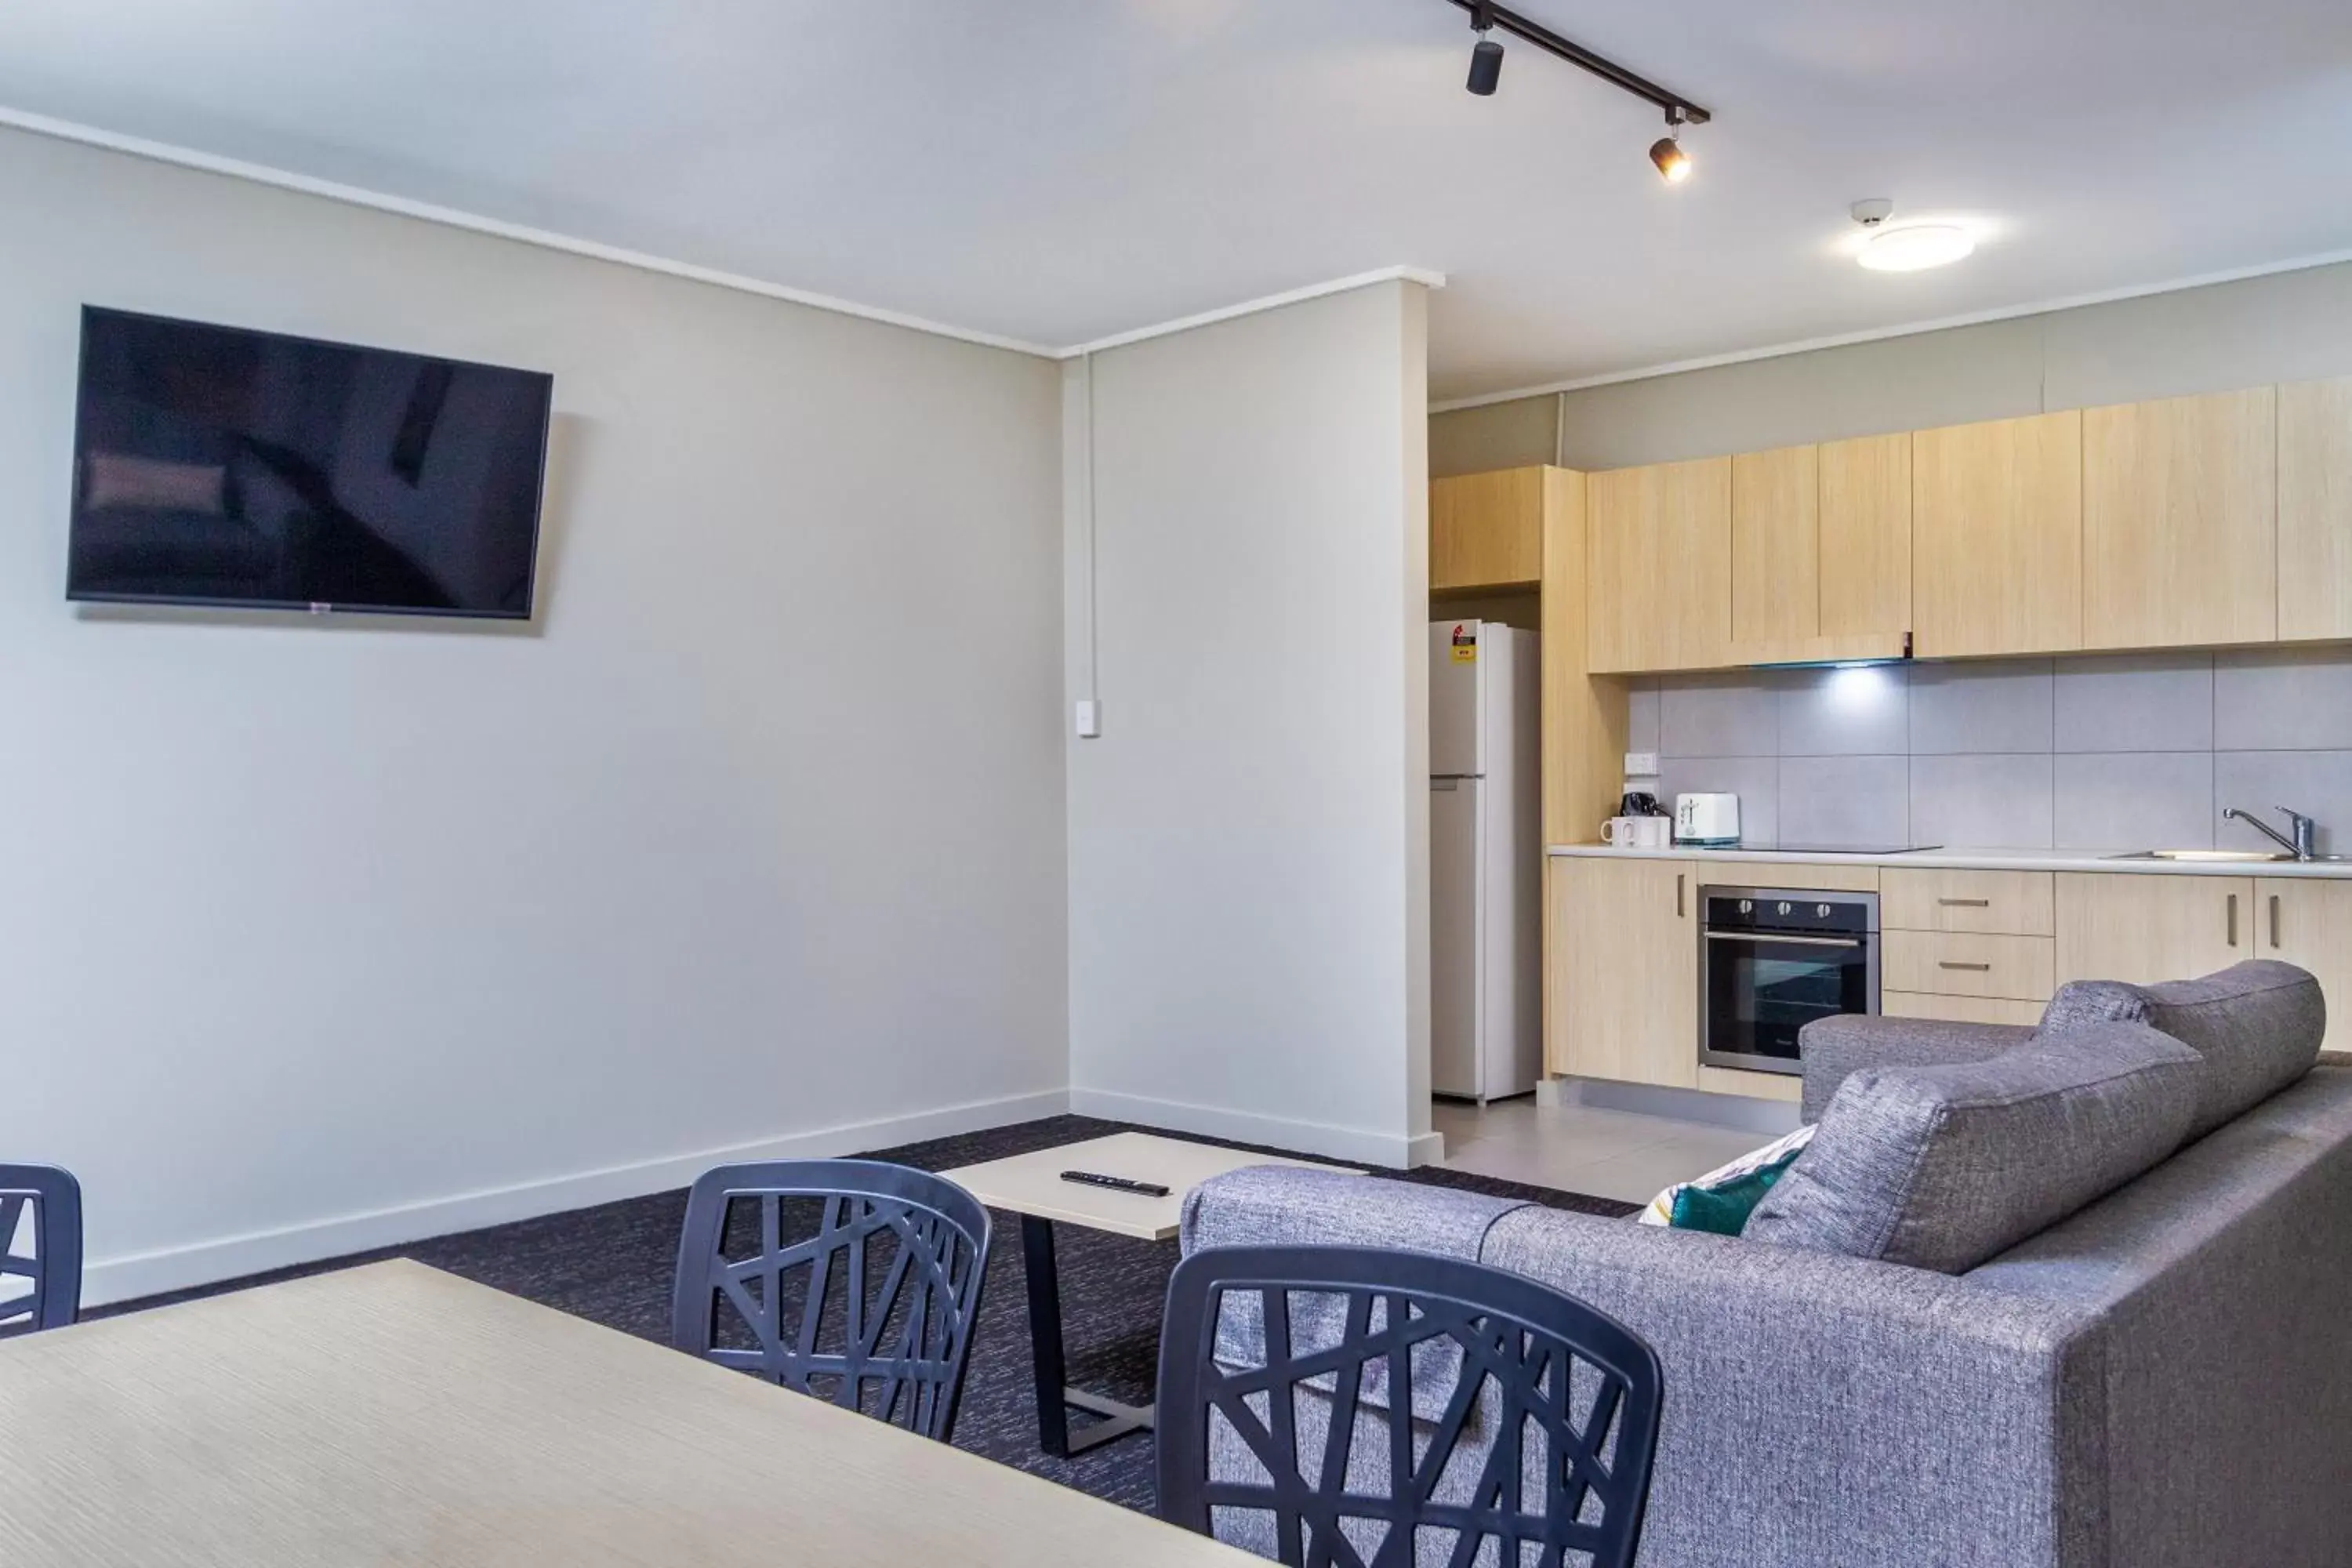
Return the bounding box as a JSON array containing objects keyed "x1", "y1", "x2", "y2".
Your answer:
[
  {"x1": 1566, "y1": 1134, "x2": 1775, "y2": 1205},
  {"x1": 1432, "y1": 1096, "x2": 1776, "y2": 1201}
]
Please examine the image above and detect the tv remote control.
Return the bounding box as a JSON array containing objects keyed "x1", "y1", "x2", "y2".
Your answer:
[{"x1": 1059, "y1": 1170, "x2": 1171, "y2": 1198}]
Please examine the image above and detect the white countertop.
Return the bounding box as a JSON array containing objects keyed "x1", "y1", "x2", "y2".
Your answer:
[{"x1": 1547, "y1": 843, "x2": 2352, "y2": 877}]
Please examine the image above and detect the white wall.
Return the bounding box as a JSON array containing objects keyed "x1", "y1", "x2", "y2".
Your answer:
[
  {"x1": 1432, "y1": 259, "x2": 2352, "y2": 475},
  {"x1": 1065, "y1": 281, "x2": 1438, "y2": 1168},
  {"x1": 0, "y1": 126, "x2": 1069, "y2": 1303}
]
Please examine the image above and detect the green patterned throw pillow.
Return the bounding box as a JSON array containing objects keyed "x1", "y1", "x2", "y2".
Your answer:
[{"x1": 1639, "y1": 1124, "x2": 1816, "y2": 1236}]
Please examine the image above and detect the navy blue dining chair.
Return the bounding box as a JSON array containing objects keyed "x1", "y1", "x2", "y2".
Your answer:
[
  {"x1": 670, "y1": 1160, "x2": 990, "y2": 1443},
  {"x1": 1158, "y1": 1244, "x2": 1664, "y2": 1568},
  {"x1": 0, "y1": 1164, "x2": 83, "y2": 1338}
]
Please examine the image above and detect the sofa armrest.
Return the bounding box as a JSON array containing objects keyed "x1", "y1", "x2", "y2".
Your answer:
[
  {"x1": 1799, "y1": 1013, "x2": 2036, "y2": 1120},
  {"x1": 1479, "y1": 1205, "x2": 2103, "y2": 1568}
]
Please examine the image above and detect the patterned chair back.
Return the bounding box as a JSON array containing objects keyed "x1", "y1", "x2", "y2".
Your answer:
[
  {"x1": 1157, "y1": 1243, "x2": 1664, "y2": 1568},
  {"x1": 670, "y1": 1160, "x2": 990, "y2": 1443},
  {"x1": 0, "y1": 1164, "x2": 83, "y2": 1338}
]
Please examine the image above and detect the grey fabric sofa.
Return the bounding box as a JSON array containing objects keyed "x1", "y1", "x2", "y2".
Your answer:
[{"x1": 1180, "y1": 963, "x2": 2352, "y2": 1568}]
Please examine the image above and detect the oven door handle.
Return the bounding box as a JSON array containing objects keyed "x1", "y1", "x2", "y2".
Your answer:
[{"x1": 1703, "y1": 931, "x2": 1866, "y2": 949}]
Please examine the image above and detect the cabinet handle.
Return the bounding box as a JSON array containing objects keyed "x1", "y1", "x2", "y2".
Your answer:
[
  {"x1": 1939, "y1": 961, "x2": 1993, "y2": 972},
  {"x1": 2270, "y1": 894, "x2": 2281, "y2": 950},
  {"x1": 1676, "y1": 874, "x2": 1686, "y2": 919},
  {"x1": 1937, "y1": 898, "x2": 1991, "y2": 908},
  {"x1": 2227, "y1": 893, "x2": 2239, "y2": 948}
]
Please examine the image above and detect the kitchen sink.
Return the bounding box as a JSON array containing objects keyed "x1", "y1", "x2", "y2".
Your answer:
[
  {"x1": 2105, "y1": 849, "x2": 2347, "y2": 863},
  {"x1": 2108, "y1": 849, "x2": 2292, "y2": 862}
]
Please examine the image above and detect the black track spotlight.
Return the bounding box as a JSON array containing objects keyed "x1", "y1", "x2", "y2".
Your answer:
[
  {"x1": 1650, "y1": 132, "x2": 1692, "y2": 183},
  {"x1": 1467, "y1": 36, "x2": 1504, "y2": 95},
  {"x1": 1439, "y1": 2, "x2": 1715, "y2": 160},
  {"x1": 1465, "y1": 5, "x2": 1503, "y2": 96}
]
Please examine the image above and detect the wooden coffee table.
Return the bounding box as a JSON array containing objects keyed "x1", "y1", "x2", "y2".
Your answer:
[{"x1": 939, "y1": 1131, "x2": 1358, "y2": 1456}]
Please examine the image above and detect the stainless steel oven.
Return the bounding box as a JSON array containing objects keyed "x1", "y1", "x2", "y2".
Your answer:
[{"x1": 1698, "y1": 886, "x2": 1879, "y2": 1076}]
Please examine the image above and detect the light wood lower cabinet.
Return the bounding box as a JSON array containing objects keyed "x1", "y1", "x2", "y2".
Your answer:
[
  {"x1": 2054, "y1": 873, "x2": 2256, "y2": 987},
  {"x1": 1883, "y1": 930, "x2": 2056, "y2": 1003},
  {"x1": 1550, "y1": 857, "x2": 1697, "y2": 1089},
  {"x1": 1548, "y1": 861, "x2": 2350, "y2": 1101},
  {"x1": 1882, "y1": 867, "x2": 2055, "y2": 937},
  {"x1": 2259, "y1": 877, "x2": 2352, "y2": 1053},
  {"x1": 1883, "y1": 991, "x2": 2045, "y2": 1026}
]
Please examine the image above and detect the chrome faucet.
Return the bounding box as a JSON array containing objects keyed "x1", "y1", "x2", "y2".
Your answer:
[{"x1": 2223, "y1": 804, "x2": 2318, "y2": 861}]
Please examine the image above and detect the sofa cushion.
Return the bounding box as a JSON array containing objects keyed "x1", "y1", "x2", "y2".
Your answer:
[
  {"x1": 1798, "y1": 1013, "x2": 2036, "y2": 1121},
  {"x1": 2130, "y1": 961, "x2": 2326, "y2": 1138},
  {"x1": 1744, "y1": 1022, "x2": 2202, "y2": 1272},
  {"x1": 1639, "y1": 1123, "x2": 1814, "y2": 1234},
  {"x1": 2039, "y1": 978, "x2": 2150, "y2": 1033}
]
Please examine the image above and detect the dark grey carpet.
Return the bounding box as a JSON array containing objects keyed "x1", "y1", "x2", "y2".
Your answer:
[{"x1": 100, "y1": 1113, "x2": 1636, "y2": 1512}]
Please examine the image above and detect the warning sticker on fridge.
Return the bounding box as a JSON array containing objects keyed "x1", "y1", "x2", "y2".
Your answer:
[{"x1": 1450, "y1": 625, "x2": 1477, "y2": 662}]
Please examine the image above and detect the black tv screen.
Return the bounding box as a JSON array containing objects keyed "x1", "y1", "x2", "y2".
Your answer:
[{"x1": 68, "y1": 307, "x2": 553, "y2": 619}]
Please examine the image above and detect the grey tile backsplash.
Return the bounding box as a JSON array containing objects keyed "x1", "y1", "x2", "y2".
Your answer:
[{"x1": 1621, "y1": 645, "x2": 2352, "y2": 852}]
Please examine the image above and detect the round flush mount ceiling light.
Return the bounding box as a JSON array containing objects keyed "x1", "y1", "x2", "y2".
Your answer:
[
  {"x1": 1858, "y1": 223, "x2": 1976, "y2": 271},
  {"x1": 1849, "y1": 201, "x2": 1975, "y2": 271}
]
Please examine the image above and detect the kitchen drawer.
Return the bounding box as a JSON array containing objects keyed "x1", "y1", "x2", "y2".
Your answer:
[
  {"x1": 1883, "y1": 930, "x2": 2057, "y2": 1002},
  {"x1": 1882, "y1": 868, "x2": 2055, "y2": 936},
  {"x1": 1882, "y1": 990, "x2": 2047, "y2": 1027}
]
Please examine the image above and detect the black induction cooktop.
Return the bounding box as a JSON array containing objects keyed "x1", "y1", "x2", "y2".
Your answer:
[{"x1": 1767, "y1": 844, "x2": 1944, "y2": 855}]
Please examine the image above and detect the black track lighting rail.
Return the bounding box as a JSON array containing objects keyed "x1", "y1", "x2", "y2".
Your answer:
[{"x1": 1446, "y1": 0, "x2": 1711, "y2": 125}]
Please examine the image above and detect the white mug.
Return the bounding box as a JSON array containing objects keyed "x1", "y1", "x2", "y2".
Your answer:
[
  {"x1": 1602, "y1": 816, "x2": 1639, "y2": 846},
  {"x1": 1632, "y1": 815, "x2": 1671, "y2": 848}
]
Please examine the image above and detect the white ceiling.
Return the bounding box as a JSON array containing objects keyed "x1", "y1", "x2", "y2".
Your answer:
[{"x1": 2, "y1": 0, "x2": 2349, "y2": 402}]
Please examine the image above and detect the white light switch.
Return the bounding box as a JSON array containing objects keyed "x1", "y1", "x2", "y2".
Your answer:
[
  {"x1": 1075, "y1": 699, "x2": 1102, "y2": 739},
  {"x1": 1624, "y1": 750, "x2": 1661, "y2": 775}
]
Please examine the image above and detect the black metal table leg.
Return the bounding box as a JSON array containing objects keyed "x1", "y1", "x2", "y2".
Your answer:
[
  {"x1": 1022, "y1": 1214, "x2": 1072, "y2": 1455},
  {"x1": 1019, "y1": 1214, "x2": 1154, "y2": 1457}
]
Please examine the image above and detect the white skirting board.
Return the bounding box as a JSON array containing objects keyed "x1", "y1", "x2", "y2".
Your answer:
[
  {"x1": 1069, "y1": 1088, "x2": 1443, "y2": 1171},
  {"x1": 81, "y1": 1089, "x2": 1071, "y2": 1308}
]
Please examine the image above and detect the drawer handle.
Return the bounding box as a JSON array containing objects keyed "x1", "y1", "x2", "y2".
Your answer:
[
  {"x1": 1937, "y1": 898, "x2": 1992, "y2": 908},
  {"x1": 2228, "y1": 893, "x2": 2239, "y2": 948},
  {"x1": 1939, "y1": 961, "x2": 1993, "y2": 972},
  {"x1": 2270, "y1": 894, "x2": 2281, "y2": 951}
]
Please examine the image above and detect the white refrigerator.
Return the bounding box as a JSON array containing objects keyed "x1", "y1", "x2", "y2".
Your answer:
[{"x1": 1429, "y1": 619, "x2": 1542, "y2": 1102}]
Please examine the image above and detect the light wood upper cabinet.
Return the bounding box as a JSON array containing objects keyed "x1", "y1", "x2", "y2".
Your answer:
[
  {"x1": 1431, "y1": 467, "x2": 1545, "y2": 591},
  {"x1": 1731, "y1": 444, "x2": 1819, "y2": 647},
  {"x1": 1818, "y1": 432, "x2": 1913, "y2": 639},
  {"x1": 1550, "y1": 856, "x2": 1697, "y2": 1087},
  {"x1": 1912, "y1": 410, "x2": 2084, "y2": 658},
  {"x1": 2279, "y1": 376, "x2": 2352, "y2": 643},
  {"x1": 2259, "y1": 877, "x2": 2352, "y2": 1053},
  {"x1": 1726, "y1": 436, "x2": 1911, "y2": 663},
  {"x1": 2083, "y1": 388, "x2": 2278, "y2": 649},
  {"x1": 1587, "y1": 457, "x2": 1732, "y2": 673},
  {"x1": 2055, "y1": 872, "x2": 2254, "y2": 986}
]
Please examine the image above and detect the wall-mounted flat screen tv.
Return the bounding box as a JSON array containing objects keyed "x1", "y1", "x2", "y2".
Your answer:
[{"x1": 68, "y1": 307, "x2": 554, "y2": 619}]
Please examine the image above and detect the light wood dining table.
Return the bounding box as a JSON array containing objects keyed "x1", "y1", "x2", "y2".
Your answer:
[{"x1": 0, "y1": 1258, "x2": 1258, "y2": 1566}]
